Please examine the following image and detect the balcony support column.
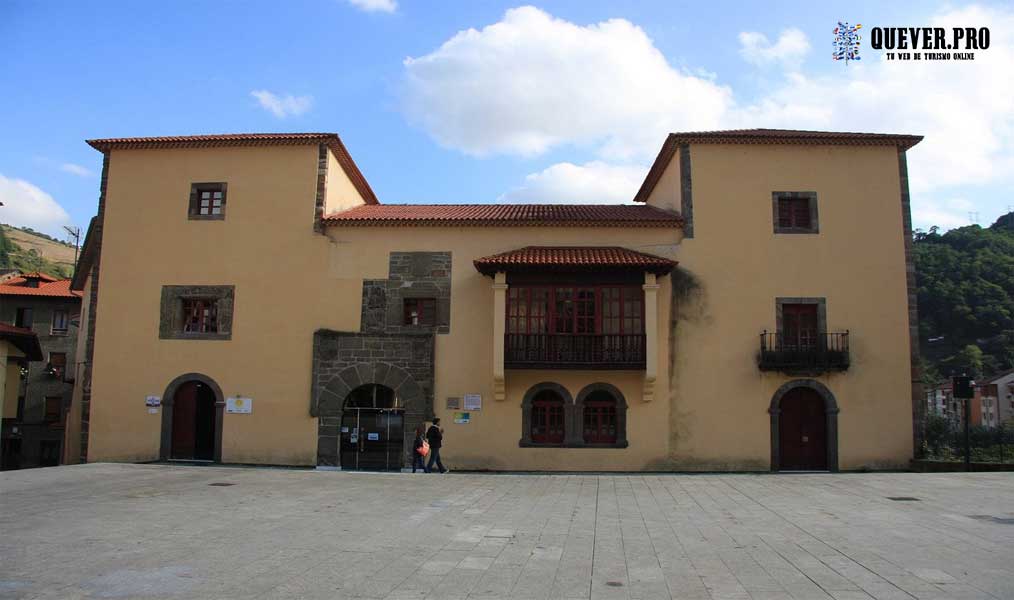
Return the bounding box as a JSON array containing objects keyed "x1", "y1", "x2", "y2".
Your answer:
[
  {"x1": 643, "y1": 272, "x2": 660, "y2": 402},
  {"x1": 492, "y1": 271, "x2": 508, "y2": 401}
]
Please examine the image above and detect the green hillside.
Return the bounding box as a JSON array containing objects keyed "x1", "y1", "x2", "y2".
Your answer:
[{"x1": 0, "y1": 225, "x2": 74, "y2": 279}]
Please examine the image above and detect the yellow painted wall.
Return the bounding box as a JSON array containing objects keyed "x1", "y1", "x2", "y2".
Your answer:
[
  {"x1": 646, "y1": 143, "x2": 913, "y2": 470},
  {"x1": 325, "y1": 226, "x2": 678, "y2": 470},
  {"x1": 2, "y1": 346, "x2": 23, "y2": 419},
  {"x1": 88, "y1": 145, "x2": 368, "y2": 464},
  {"x1": 324, "y1": 150, "x2": 367, "y2": 214}
]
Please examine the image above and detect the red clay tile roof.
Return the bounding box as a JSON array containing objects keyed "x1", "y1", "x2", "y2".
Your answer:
[
  {"x1": 0, "y1": 278, "x2": 81, "y2": 299},
  {"x1": 0, "y1": 323, "x2": 44, "y2": 361},
  {"x1": 86, "y1": 133, "x2": 378, "y2": 205},
  {"x1": 322, "y1": 204, "x2": 682, "y2": 227},
  {"x1": 634, "y1": 128, "x2": 924, "y2": 203},
  {"x1": 474, "y1": 246, "x2": 676, "y2": 276},
  {"x1": 19, "y1": 271, "x2": 59, "y2": 282}
]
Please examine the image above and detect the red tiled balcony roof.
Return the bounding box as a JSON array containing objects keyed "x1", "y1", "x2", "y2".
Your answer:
[
  {"x1": 322, "y1": 204, "x2": 682, "y2": 227},
  {"x1": 86, "y1": 132, "x2": 378, "y2": 204},
  {"x1": 474, "y1": 246, "x2": 677, "y2": 276},
  {"x1": 634, "y1": 128, "x2": 924, "y2": 203}
]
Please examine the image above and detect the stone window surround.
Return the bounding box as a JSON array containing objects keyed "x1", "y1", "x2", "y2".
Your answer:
[
  {"x1": 159, "y1": 285, "x2": 235, "y2": 341},
  {"x1": 775, "y1": 297, "x2": 827, "y2": 335},
  {"x1": 188, "y1": 182, "x2": 227, "y2": 221},
  {"x1": 519, "y1": 382, "x2": 629, "y2": 448},
  {"x1": 772, "y1": 191, "x2": 819, "y2": 234}
]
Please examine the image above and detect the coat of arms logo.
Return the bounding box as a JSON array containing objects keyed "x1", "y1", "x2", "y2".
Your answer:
[{"x1": 833, "y1": 21, "x2": 862, "y2": 63}]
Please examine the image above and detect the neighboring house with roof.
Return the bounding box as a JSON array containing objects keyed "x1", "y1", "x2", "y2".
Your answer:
[
  {"x1": 0, "y1": 271, "x2": 81, "y2": 468},
  {"x1": 979, "y1": 369, "x2": 1014, "y2": 427},
  {"x1": 0, "y1": 323, "x2": 44, "y2": 469},
  {"x1": 68, "y1": 128, "x2": 922, "y2": 472}
]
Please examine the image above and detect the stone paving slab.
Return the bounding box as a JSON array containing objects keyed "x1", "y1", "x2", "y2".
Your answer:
[{"x1": 1, "y1": 464, "x2": 1012, "y2": 599}]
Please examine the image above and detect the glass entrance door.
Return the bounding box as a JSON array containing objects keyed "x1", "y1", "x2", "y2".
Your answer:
[{"x1": 339, "y1": 408, "x2": 405, "y2": 471}]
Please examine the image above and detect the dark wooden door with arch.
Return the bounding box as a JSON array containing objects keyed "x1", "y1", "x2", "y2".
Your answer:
[
  {"x1": 171, "y1": 381, "x2": 217, "y2": 461},
  {"x1": 778, "y1": 387, "x2": 827, "y2": 470}
]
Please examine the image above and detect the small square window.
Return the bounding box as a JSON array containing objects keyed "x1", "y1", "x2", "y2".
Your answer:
[
  {"x1": 182, "y1": 298, "x2": 219, "y2": 334},
  {"x1": 772, "y1": 192, "x2": 818, "y2": 233},
  {"x1": 189, "y1": 183, "x2": 227, "y2": 220},
  {"x1": 403, "y1": 298, "x2": 436, "y2": 326}
]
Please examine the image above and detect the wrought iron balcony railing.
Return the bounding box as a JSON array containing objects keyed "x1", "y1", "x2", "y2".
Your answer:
[
  {"x1": 505, "y1": 333, "x2": 646, "y2": 370},
  {"x1": 758, "y1": 331, "x2": 850, "y2": 373}
]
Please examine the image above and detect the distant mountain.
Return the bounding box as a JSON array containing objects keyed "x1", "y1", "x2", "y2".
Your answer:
[
  {"x1": 0, "y1": 225, "x2": 76, "y2": 279},
  {"x1": 915, "y1": 212, "x2": 1014, "y2": 382}
]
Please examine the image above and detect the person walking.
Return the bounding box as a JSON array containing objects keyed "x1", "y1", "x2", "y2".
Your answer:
[
  {"x1": 426, "y1": 417, "x2": 447, "y2": 473},
  {"x1": 412, "y1": 424, "x2": 428, "y2": 473}
]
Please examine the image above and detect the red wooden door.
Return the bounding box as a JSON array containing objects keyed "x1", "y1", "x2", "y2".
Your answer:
[
  {"x1": 779, "y1": 388, "x2": 827, "y2": 470},
  {"x1": 171, "y1": 382, "x2": 198, "y2": 459}
]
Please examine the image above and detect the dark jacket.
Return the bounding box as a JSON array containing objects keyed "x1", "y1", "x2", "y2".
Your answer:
[
  {"x1": 413, "y1": 435, "x2": 425, "y2": 450},
  {"x1": 426, "y1": 425, "x2": 443, "y2": 449}
]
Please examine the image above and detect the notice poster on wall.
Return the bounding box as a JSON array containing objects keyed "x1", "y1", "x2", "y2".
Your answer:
[
  {"x1": 446, "y1": 397, "x2": 461, "y2": 410},
  {"x1": 463, "y1": 394, "x2": 481, "y2": 411},
  {"x1": 145, "y1": 395, "x2": 161, "y2": 407},
  {"x1": 226, "y1": 396, "x2": 253, "y2": 414},
  {"x1": 454, "y1": 412, "x2": 470, "y2": 424}
]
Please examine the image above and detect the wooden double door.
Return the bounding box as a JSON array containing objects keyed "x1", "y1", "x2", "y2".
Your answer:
[
  {"x1": 778, "y1": 387, "x2": 828, "y2": 471},
  {"x1": 171, "y1": 381, "x2": 217, "y2": 461}
]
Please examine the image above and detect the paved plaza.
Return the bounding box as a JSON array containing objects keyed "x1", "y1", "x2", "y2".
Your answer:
[{"x1": 1, "y1": 465, "x2": 1012, "y2": 600}]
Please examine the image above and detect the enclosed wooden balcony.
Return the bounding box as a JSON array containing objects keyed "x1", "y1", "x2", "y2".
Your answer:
[
  {"x1": 758, "y1": 331, "x2": 850, "y2": 374},
  {"x1": 505, "y1": 333, "x2": 646, "y2": 370}
]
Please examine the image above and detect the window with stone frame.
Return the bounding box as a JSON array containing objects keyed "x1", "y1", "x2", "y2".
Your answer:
[
  {"x1": 160, "y1": 285, "x2": 234, "y2": 340},
  {"x1": 530, "y1": 390, "x2": 565, "y2": 444},
  {"x1": 189, "y1": 183, "x2": 227, "y2": 220},
  {"x1": 772, "y1": 192, "x2": 819, "y2": 233},
  {"x1": 582, "y1": 391, "x2": 618, "y2": 444},
  {"x1": 403, "y1": 298, "x2": 437, "y2": 326}
]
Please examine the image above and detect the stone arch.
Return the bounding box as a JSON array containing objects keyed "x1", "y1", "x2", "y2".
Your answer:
[
  {"x1": 315, "y1": 362, "x2": 427, "y2": 468},
  {"x1": 159, "y1": 372, "x2": 225, "y2": 462},
  {"x1": 768, "y1": 379, "x2": 839, "y2": 472},
  {"x1": 575, "y1": 383, "x2": 629, "y2": 448},
  {"x1": 519, "y1": 382, "x2": 573, "y2": 447}
]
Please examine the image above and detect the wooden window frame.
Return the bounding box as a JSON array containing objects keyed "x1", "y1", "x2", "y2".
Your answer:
[
  {"x1": 530, "y1": 391, "x2": 566, "y2": 445},
  {"x1": 15, "y1": 307, "x2": 32, "y2": 329},
  {"x1": 772, "y1": 191, "x2": 819, "y2": 234},
  {"x1": 181, "y1": 298, "x2": 219, "y2": 335},
  {"x1": 44, "y1": 396, "x2": 62, "y2": 424},
  {"x1": 48, "y1": 352, "x2": 66, "y2": 379},
  {"x1": 160, "y1": 285, "x2": 234, "y2": 341},
  {"x1": 506, "y1": 284, "x2": 644, "y2": 336},
  {"x1": 188, "y1": 182, "x2": 227, "y2": 221},
  {"x1": 403, "y1": 298, "x2": 437, "y2": 327},
  {"x1": 583, "y1": 396, "x2": 618, "y2": 444},
  {"x1": 51, "y1": 309, "x2": 69, "y2": 336}
]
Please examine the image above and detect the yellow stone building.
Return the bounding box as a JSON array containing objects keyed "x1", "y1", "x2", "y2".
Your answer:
[{"x1": 68, "y1": 128, "x2": 923, "y2": 471}]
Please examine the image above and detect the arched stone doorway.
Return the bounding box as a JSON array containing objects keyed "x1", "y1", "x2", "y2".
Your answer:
[
  {"x1": 315, "y1": 362, "x2": 426, "y2": 470},
  {"x1": 769, "y1": 379, "x2": 839, "y2": 472},
  {"x1": 159, "y1": 373, "x2": 224, "y2": 462},
  {"x1": 339, "y1": 384, "x2": 404, "y2": 471}
]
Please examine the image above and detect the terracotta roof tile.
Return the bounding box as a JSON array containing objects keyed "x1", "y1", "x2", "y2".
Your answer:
[
  {"x1": 474, "y1": 246, "x2": 676, "y2": 275},
  {"x1": 322, "y1": 204, "x2": 682, "y2": 227},
  {"x1": 85, "y1": 132, "x2": 378, "y2": 204},
  {"x1": 0, "y1": 278, "x2": 81, "y2": 298},
  {"x1": 634, "y1": 128, "x2": 924, "y2": 203}
]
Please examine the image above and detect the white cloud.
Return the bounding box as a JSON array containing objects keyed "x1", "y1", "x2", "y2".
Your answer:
[
  {"x1": 250, "y1": 90, "x2": 313, "y2": 118},
  {"x1": 60, "y1": 163, "x2": 93, "y2": 178},
  {"x1": 0, "y1": 174, "x2": 73, "y2": 237},
  {"x1": 402, "y1": 6, "x2": 732, "y2": 159},
  {"x1": 346, "y1": 0, "x2": 396, "y2": 13},
  {"x1": 738, "y1": 28, "x2": 810, "y2": 68},
  {"x1": 912, "y1": 197, "x2": 978, "y2": 230},
  {"x1": 499, "y1": 161, "x2": 646, "y2": 204}
]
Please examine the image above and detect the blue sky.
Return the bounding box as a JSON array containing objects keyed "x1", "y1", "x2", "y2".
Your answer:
[{"x1": 2, "y1": 0, "x2": 1012, "y2": 240}]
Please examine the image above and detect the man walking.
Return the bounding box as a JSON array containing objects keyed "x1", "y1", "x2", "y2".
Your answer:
[{"x1": 426, "y1": 418, "x2": 447, "y2": 473}]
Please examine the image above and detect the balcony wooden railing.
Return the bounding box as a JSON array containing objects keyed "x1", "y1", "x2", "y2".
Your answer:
[
  {"x1": 758, "y1": 331, "x2": 850, "y2": 373},
  {"x1": 505, "y1": 333, "x2": 646, "y2": 370}
]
